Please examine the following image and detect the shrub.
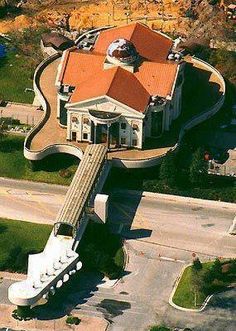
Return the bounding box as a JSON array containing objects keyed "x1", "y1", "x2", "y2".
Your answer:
[
  {"x1": 150, "y1": 326, "x2": 171, "y2": 331},
  {"x1": 192, "y1": 258, "x2": 203, "y2": 271},
  {"x1": 210, "y1": 258, "x2": 223, "y2": 280},
  {"x1": 66, "y1": 316, "x2": 81, "y2": 325},
  {"x1": 114, "y1": 247, "x2": 124, "y2": 269},
  {"x1": 78, "y1": 222, "x2": 124, "y2": 279},
  {"x1": 59, "y1": 169, "x2": 72, "y2": 178},
  {"x1": 159, "y1": 153, "x2": 177, "y2": 187},
  {"x1": 189, "y1": 148, "x2": 208, "y2": 186},
  {"x1": 208, "y1": 0, "x2": 219, "y2": 5}
]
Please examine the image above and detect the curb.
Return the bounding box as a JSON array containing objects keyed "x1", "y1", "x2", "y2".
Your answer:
[
  {"x1": 114, "y1": 189, "x2": 236, "y2": 210},
  {"x1": 228, "y1": 216, "x2": 236, "y2": 235},
  {"x1": 6, "y1": 101, "x2": 35, "y2": 108},
  {"x1": 0, "y1": 176, "x2": 69, "y2": 190},
  {"x1": 110, "y1": 241, "x2": 129, "y2": 289},
  {"x1": 169, "y1": 263, "x2": 213, "y2": 312},
  {"x1": 97, "y1": 242, "x2": 129, "y2": 290}
]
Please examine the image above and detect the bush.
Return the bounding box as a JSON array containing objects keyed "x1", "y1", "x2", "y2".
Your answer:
[
  {"x1": 192, "y1": 257, "x2": 203, "y2": 271},
  {"x1": 114, "y1": 247, "x2": 125, "y2": 269},
  {"x1": 78, "y1": 222, "x2": 124, "y2": 279},
  {"x1": 150, "y1": 326, "x2": 171, "y2": 331},
  {"x1": 208, "y1": 0, "x2": 219, "y2": 5},
  {"x1": 189, "y1": 148, "x2": 208, "y2": 186},
  {"x1": 159, "y1": 153, "x2": 177, "y2": 187},
  {"x1": 66, "y1": 316, "x2": 81, "y2": 325},
  {"x1": 58, "y1": 168, "x2": 72, "y2": 178}
]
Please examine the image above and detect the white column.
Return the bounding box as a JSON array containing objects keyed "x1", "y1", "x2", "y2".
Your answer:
[
  {"x1": 67, "y1": 111, "x2": 71, "y2": 140},
  {"x1": 94, "y1": 123, "x2": 97, "y2": 144},
  {"x1": 107, "y1": 123, "x2": 111, "y2": 150}
]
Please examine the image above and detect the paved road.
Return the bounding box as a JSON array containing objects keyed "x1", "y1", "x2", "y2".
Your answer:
[
  {"x1": 0, "y1": 177, "x2": 67, "y2": 224},
  {"x1": 0, "y1": 181, "x2": 235, "y2": 330},
  {"x1": 110, "y1": 191, "x2": 236, "y2": 259}
]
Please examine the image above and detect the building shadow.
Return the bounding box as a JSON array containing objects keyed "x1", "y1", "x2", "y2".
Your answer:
[
  {"x1": 33, "y1": 269, "x2": 131, "y2": 321},
  {"x1": 109, "y1": 190, "x2": 152, "y2": 240},
  {"x1": 33, "y1": 271, "x2": 105, "y2": 320},
  {"x1": 204, "y1": 287, "x2": 236, "y2": 313}
]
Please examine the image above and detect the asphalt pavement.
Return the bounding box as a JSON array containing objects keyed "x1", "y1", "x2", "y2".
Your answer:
[{"x1": 0, "y1": 180, "x2": 235, "y2": 330}]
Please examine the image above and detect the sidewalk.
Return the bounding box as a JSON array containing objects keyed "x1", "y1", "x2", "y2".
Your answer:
[
  {"x1": 0, "y1": 272, "x2": 26, "y2": 281},
  {"x1": 0, "y1": 304, "x2": 109, "y2": 331}
]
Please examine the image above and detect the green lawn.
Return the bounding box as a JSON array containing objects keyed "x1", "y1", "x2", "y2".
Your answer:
[
  {"x1": 0, "y1": 135, "x2": 78, "y2": 185},
  {"x1": 0, "y1": 51, "x2": 34, "y2": 104},
  {"x1": 172, "y1": 260, "x2": 236, "y2": 309},
  {"x1": 0, "y1": 218, "x2": 52, "y2": 273}
]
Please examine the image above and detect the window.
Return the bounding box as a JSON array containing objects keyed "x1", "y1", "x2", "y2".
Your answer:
[
  {"x1": 132, "y1": 139, "x2": 138, "y2": 146},
  {"x1": 121, "y1": 137, "x2": 126, "y2": 145},
  {"x1": 71, "y1": 132, "x2": 76, "y2": 141},
  {"x1": 83, "y1": 118, "x2": 89, "y2": 125},
  {"x1": 72, "y1": 116, "x2": 78, "y2": 123},
  {"x1": 121, "y1": 123, "x2": 126, "y2": 130},
  {"x1": 83, "y1": 133, "x2": 88, "y2": 140},
  {"x1": 132, "y1": 123, "x2": 139, "y2": 131}
]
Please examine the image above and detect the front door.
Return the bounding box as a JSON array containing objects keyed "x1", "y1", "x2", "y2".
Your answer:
[
  {"x1": 96, "y1": 124, "x2": 107, "y2": 144},
  {"x1": 71, "y1": 131, "x2": 76, "y2": 141},
  {"x1": 110, "y1": 122, "x2": 119, "y2": 148}
]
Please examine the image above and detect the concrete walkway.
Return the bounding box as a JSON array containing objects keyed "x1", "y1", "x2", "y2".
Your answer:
[{"x1": 0, "y1": 103, "x2": 42, "y2": 126}]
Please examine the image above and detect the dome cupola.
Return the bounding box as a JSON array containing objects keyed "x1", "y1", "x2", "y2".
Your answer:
[{"x1": 107, "y1": 38, "x2": 138, "y2": 65}]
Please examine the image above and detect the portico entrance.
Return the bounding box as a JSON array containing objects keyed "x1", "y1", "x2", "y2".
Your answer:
[{"x1": 89, "y1": 110, "x2": 121, "y2": 150}]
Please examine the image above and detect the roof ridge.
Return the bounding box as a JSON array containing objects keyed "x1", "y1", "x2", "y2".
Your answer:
[
  {"x1": 108, "y1": 66, "x2": 150, "y2": 98},
  {"x1": 106, "y1": 66, "x2": 120, "y2": 95},
  {"x1": 129, "y1": 22, "x2": 139, "y2": 40}
]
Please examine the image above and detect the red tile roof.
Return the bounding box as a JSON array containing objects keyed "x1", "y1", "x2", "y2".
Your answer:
[
  {"x1": 59, "y1": 23, "x2": 179, "y2": 113},
  {"x1": 135, "y1": 61, "x2": 178, "y2": 97},
  {"x1": 94, "y1": 22, "x2": 173, "y2": 62},
  {"x1": 59, "y1": 50, "x2": 104, "y2": 86},
  {"x1": 70, "y1": 66, "x2": 150, "y2": 113}
]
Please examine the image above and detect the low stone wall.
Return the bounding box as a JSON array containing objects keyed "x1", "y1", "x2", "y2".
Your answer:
[{"x1": 24, "y1": 54, "x2": 83, "y2": 161}]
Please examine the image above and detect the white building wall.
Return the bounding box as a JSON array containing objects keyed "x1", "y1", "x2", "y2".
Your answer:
[{"x1": 66, "y1": 98, "x2": 144, "y2": 148}]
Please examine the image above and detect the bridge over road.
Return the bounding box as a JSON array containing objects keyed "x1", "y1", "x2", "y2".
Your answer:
[{"x1": 8, "y1": 144, "x2": 110, "y2": 310}]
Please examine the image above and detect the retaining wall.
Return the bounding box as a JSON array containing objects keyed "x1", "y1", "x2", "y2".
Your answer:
[{"x1": 24, "y1": 54, "x2": 83, "y2": 161}]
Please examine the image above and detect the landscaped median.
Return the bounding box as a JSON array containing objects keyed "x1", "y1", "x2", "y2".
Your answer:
[{"x1": 170, "y1": 258, "x2": 236, "y2": 311}]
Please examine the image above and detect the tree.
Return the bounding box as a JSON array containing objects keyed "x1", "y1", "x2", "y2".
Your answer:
[
  {"x1": 159, "y1": 153, "x2": 177, "y2": 187},
  {"x1": 189, "y1": 148, "x2": 208, "y2": 186},
  {"x1": 0, "y1": 121, "x2": 6, "y2": 140},
  {"x1": 192, "y1": 257, "x2": 203, "y2": 271},
  {"x1": 210, "y1": 258, "x2": 222, "y2": 280}
]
